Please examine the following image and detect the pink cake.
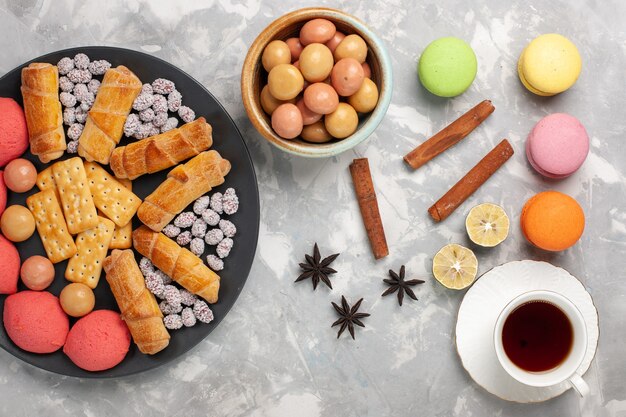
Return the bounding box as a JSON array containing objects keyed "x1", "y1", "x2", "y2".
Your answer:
[
  {"x1": 63, "y1": 310, "x2": 131, "y2": 372},
  {"x1": 0, "y1": 234, "x2": 20, "y2": 294},
  {"x1": 3, "y1": 291, "x2": 69, "y2": 353}
]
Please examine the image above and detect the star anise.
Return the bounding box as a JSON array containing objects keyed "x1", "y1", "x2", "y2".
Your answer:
[
  {"x1": 382, "y1": 265, "x2": 425, "y2": 306},
  {"x1": 331, "y1": 296, "x2": 370, "y2": 339},
  {"x1": 295, "y1": 243, "x2": 339, "y2": 290}
]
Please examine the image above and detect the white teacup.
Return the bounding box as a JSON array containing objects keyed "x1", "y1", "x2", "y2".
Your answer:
[{"x1": 493, "y1": 290, "x2": 589, "y2": 396}]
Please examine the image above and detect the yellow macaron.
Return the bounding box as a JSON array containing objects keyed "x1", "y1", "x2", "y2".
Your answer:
[{"x1": 518, "y1": 34, "x2": 582, "y2": 96}]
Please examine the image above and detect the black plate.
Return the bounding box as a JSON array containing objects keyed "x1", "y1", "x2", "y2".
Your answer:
[{"x1": 0, "y1": 47, "x2": 260, "y2": 377}]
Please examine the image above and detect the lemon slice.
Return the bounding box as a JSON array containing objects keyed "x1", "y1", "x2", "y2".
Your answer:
[
  {"x1": 465, "y1": 203, "x2": 510, "y2": 247},
  {"x1": 432, "y1": 244, "x2": 478, "y2": 290}
]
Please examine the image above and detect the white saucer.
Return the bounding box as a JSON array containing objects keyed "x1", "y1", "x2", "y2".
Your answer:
[{"x1": 455, "y1": 260, "x2": 599, "y2": 403}]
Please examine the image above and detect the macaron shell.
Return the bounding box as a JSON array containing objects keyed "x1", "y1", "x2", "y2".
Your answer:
[
  {"x1": 3, "y1": 291, "x2": 69, "y2": 353},
  {"x1": 517, "y1": 50, "x2": 554, "y2": 96},
  {"x1": 418, "y1": 37, "x2": 477, "y2": 97},
  {"x1": 0, "y1": 234, "x2": 20, "y2": 294},
  {"x1": 63, "y1": 310, "x2": 130, "y2": 372},
  {"x1": 520, "y1": 34, "x2": 582, "y2": 95},
  {"x1": 521, "y1": 191, "x2": 585, "y2": 251},
  {"x1": 526, "y1": 113, "x2": 589, "y2": 178}
]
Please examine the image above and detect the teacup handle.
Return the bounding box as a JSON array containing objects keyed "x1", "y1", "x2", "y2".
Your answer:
[{"x1": 568, "y1": 373, "x2": 589, "y2": 396}]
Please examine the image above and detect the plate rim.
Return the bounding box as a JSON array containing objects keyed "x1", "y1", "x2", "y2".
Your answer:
[{"x1": 0, "y1": 46, "x2": 260, "y2": 378}]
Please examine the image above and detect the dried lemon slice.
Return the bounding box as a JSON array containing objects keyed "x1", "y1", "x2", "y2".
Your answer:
[
  {"x1": 465, "y1": 203, "x2": 510, "y2": 247},
  {"x1": 432, "y1": 243, "x2": 478, "y2": 290}
]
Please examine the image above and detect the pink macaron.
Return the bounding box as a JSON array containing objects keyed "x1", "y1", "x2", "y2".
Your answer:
[{"x1": 526, "y1": 113, "x2": 589, "y2": 179}]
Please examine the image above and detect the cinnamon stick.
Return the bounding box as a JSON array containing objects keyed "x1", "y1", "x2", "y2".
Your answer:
[
  {"x1": 404, "y1": 100, "x2": 495, "y2": 170},
  {"x1": 428, "y1": 139, "x2": 514, "y2": 222},
  {"x1": 349, "y1": 158, "x2": 389, "y2": 259}
]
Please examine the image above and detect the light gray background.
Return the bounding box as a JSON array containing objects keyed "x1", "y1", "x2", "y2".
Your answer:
[{"x1": 0, "y1": 0, "x2": 624, "y2": 416}]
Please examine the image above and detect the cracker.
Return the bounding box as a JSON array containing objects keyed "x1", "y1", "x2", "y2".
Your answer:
[
  {"x1": 84, "y1": 162, "x2": 141, "y2": 227},
  {"x1": 36, "y1": 165, "x2": 60, "y2": 200},
  {"x1": 65, "y1": 216, "x2": 115, "y2": 289},
  {"x1": 52, "y1": 157, "x2": 98, "y2": 234},
  {"x1": 36, "y1": 166, "x2": 56, "y2": 192},
  {"x1": 26, "y1": 189, "x2": 77, "y2": 263},
  {"x1": 108, "y1": 179, "x2": 133, "y2": 249}
]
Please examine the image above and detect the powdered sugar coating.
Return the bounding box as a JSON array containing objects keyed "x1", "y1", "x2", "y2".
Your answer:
[
  {"x1": 133, "y1": 93, "x2": 154, "y2": 111},
  {"x1": 63, "y1": 107, "x2": 76, "y2": 126},
  {"x1": 176, "y1": 230, "x2": 192, "y2": 246},
  {"x1": 78, "y1": 91, "x2": 95, "y2": 109},
  {"x1": 178, "y1": 105, "x2": 195, "y2": 123},
  {"x1": 206, "y1": 254, "x2": 224, "y2": 271},
  {"x1": 75, "y1": 107, "x2": 88, "y2": 123},
  {"x1": 193, "y1": 196, "x2": 210, "y2": 215},
  {"x1": 163, "y1": 285, "x2": 182, "y2": 309},
  {"x1": 152, "y1": 112, "x2": 168, "y2": 127},
  {"x1": 201, "y1": 208, "x2": 220, "y2": 226},
  {"x1": 88, "y1": 59, "x2": 111, "y2": 75},
  {"x1": 133, "y1": 123, "x2": 152, "y2": 140},
  {"x1": 145, "y1": 272, "x2": 165, "y2": 298},
  {"x1": 210, "y1": 193, "x2": 223, "y2": 214},
  {"x1": 154, "y1": 269, "x2": 172, "y2": 285},
  {"x1": 67, "y1": 123, "x2": 84, "y2": 141},
  {"x1": 162, "y1": 224, "x2": 181, "y2": 238},
  {"x1": 73, "y1": 83, "x2": 88, "y2": 97},
  {"x1": 141, "y1": 83, "x2": 153, "y2": 95},
  {"x1": 79, "y1": 101, "x2": 92, "y2": 111},
  {"x1": 161, "y1": 117, "x2": 179, "y2": 133},
  {"x1": 191, "y1": 219, "x2": 207, "y2": 238},
  {"x1": 174, "y1": 212, "x2": 196, "y2": 228},
  {"x1": 59, "y1": 76, "x2": 74, "y2": 92},
  {"x1": 179, "y1": 289, "x2": 197, "y2": 306},
  {"x1": 216, "y1": 237, "x2": 234, "y2": 258},
  {"x1": 87, "y1": 79, "x2": 101, "y2": 94},
  {"x1": 204, "y1": 228, "x2": 223, "y2": 245},
  {"x1": 73, "y1": 53, "x2": 90, "y2": 70},
  {"x1": 152, "y1": 78, "x2": 176, "y2": 94},
  {"x1": 139, "y1": 108, "x2": 155, "y2": 122},
  {"x1": 167, "y1": 90, "x2": 182, "y2": 112},
  {"x1": 193, "y1": 300, "x2": 214, "y2": 323},
  {"x1": 160, "y1": 301, "x2": 182, "y2": 315},
  {"x1": 124, "y1": 113, "x2": 141, "y2": 137},
  {"x1": 181, "y1": 307, "x2": 196, "y2": 327},
  {"x1": 152, "y1": 94, "x2": 168, "y2": 114},
  {"x1": 219, "y1": 219, "x2": 237, "y2": 238},
  {"x1": 67, "y1": 140, "x2": 79, "y2": 154},
  {"x1": 163, "y1": 314, "x2": 183, "y2": 330},
  {"x1": 67, "y1": 68, "x2": 92, "y2": 84},
  {"x1": 57, "y1": 57, "x2": 74, "y2": 75},
  {"x1": 148, "y1": 125, "x2": 160, "y2": 137},
  {"x1": 190, "y1": 237, "x2": 205, "y2": 256},
  {"x1": 59, "y1": 92, "x2": 77, "y2": 108},
  {"x1": 139, "y1": 257, "x2": 154, "y2": 275},
  {"x1": 222, "y1": 188, "x2": 239, "y2": 215}
]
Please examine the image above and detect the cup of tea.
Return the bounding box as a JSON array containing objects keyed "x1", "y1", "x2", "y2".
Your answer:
[{"x1": 493, "y1": 290, "x2": 589, "y2": 396}]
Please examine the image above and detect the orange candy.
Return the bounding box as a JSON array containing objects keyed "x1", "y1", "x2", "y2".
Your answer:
[{"x1": 520, "y1": 191, "x2": 584, "y2": 251}]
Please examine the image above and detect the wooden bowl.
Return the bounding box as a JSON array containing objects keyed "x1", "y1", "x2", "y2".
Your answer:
[{"x1": 241, "y1": 7, "x2": 393, "y2": 158}]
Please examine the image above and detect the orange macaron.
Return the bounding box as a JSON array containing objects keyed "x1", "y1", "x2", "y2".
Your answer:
[{"x1": 520, "y1": 191, "x2": 585, "y2": 251}]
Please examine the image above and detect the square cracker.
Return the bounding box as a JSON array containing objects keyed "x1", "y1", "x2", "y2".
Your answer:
[
  {"x1": 109, "y1": 179, "x2": 133, "y2": 249},
  {"x1": 52, "y1": 157, "x2": 98, "y2": 234},
  {"x1": 65, "y1": 216, "x2": 115, "y2": 289},
  {"x1": 26, "y1": 189, "x2": 77, "y2": 263},
  {"x1": 84, "y1": 162, "x2": 141, "y2": 227}
]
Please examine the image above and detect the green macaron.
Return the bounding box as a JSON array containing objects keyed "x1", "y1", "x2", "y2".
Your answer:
[{"x1": 418, "y1": 37, "x2": 477, "y2": 97}]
